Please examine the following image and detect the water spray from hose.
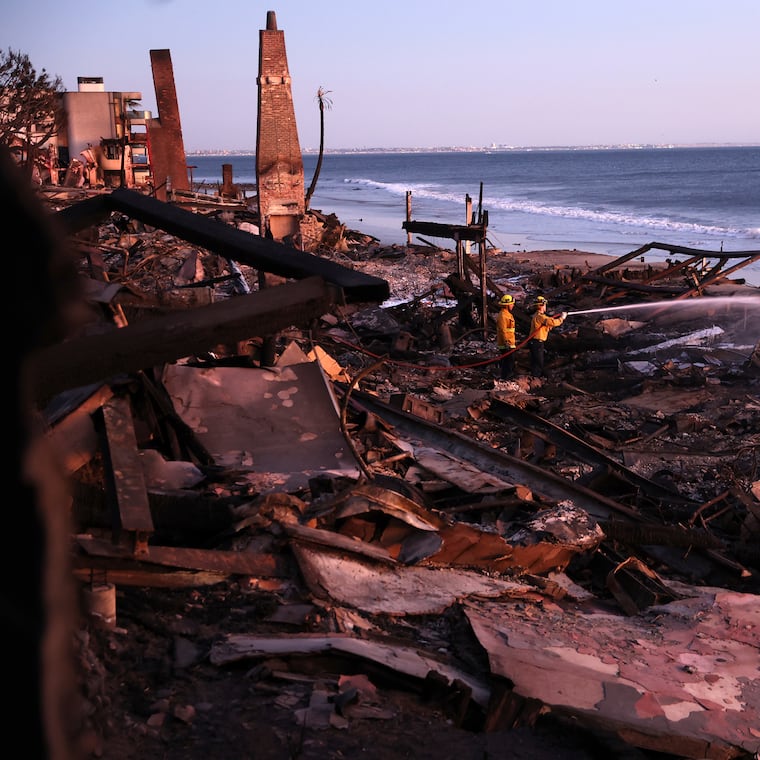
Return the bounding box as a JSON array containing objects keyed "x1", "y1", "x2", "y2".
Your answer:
[{"x1": 565, "y1": 295, "x2": 760, "y2": 318}]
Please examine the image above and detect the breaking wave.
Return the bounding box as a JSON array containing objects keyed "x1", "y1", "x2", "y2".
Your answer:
[{"x1": 342, "y1": 177, "x2": 760, "y2": 242}]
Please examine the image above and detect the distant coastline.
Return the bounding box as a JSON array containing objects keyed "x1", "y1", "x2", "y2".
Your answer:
[{"x1": 187, "y1": 142, "x2": 760, "y2": 157}]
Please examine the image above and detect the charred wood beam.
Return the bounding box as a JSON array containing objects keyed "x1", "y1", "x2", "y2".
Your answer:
[
  {"x1": 488, "y1": 398, "x2": 695, "y2": 506},
  {"x1": 639, "y1": 254, "x2": 760, "y2": 318},
  {"x1": 96, "y1": 396, "x2": 154, "y2": 556},
  {"x1": 439, "y1": 495, "x2": 545, "y2": 516},
  {"x1": 675, "y1": 253, "x2": 760, "y2": 296},
  {"x1": 74, "y1": 535, "x2": 289, "y2": 578},
  {"x1": 421, "y1": 672, "x2": 477, "y2": 729},
  {"x1": 592, "y1": 241, "x2": 760, "y2": 276},
  {"x1": 597, "y1": 550, "x2": 680, "y2": 615},
  {"x1": 638, "y1": 255, "x2": 703, "y2": 285},
  {"x1": 56, "y1": 188, "x2": 390, "y2": 303},
  {"x1": 72, "y1": 563, "x2": 228, "y2": 588},
  {"x1": 572, "y1": 242, "x2": 760, "y2": 302},
  {"x1": 484, "y1": 681, "x2": 544, "y2": 732},
  {"x1": 600, "y1": 520, "x2": 724, "y2": 550},
  {"x1": 580, "y1": 274, "x2": 685, "y2": 294},
  {"x1": 344, "y1": 386, "x2": 641, "y2": 523},
  {"x1": 597, "y1": 256, "x2": 705, "y2": 305},
  {"x1": 402, "y1": 220, "x2": 487, "y2": 242},
  {"x1": 25, "y1": 276, "x2": 336, "y2": 403}
]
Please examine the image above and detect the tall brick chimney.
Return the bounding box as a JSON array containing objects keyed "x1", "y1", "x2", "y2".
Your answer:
[
  {"x1": 256, "y1": 11, "x2": 305, "y2": 242},
  {"x1": 147, "y1": 49, "x2": 190, "y2": 202}
]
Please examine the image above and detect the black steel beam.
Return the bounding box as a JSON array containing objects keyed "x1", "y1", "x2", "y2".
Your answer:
[{"x1": 56, "y1": 188, "x2": 390, "y2": 303}]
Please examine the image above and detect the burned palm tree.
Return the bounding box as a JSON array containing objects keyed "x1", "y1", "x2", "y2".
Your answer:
[{"x1": 304, "y1": 86, "x2": 332, "y2": 211}]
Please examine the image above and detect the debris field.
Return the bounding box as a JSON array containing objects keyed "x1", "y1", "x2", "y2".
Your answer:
[{"x1": 19, "y1": 173, "x2": 760, "y2": 760}]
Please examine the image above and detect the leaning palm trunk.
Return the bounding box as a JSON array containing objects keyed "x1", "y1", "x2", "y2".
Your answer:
[{"x1": 304, "y1": 87, "x2": 332, "y2": 211}]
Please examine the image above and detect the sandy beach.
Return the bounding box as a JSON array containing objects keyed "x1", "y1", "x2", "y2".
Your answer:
[{"x1": 497, "y1": 248, "x2": 617, "y2": 270}]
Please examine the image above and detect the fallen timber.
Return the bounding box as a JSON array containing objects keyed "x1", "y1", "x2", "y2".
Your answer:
[
  {"x1": 25, "y1": 276, "x2": 339, "y2": 402},
  {"x1": 561, "y1": 241, "x2": 760, "y2": 300},
  {"x1": 346, "y1": 384, "x2": 646, "y2": 522},
  {"x1": 487, "y1": 396, "x2": 696, "y2": 506},
  {"x1": 345, "y1": 386, "x2": 752, "y2": 587}
]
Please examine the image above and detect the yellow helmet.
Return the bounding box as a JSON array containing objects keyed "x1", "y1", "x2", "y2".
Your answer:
[
  {"x1": 535, "y1": 295, "x2": 548, "y2": 307},
  {"x1": 499, "y1": 294, "x2": 514, "y2": 306}
]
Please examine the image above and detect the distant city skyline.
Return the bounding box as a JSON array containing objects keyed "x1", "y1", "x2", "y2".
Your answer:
[
  {"x1": 187, "y1": 142, "x2": 760, "y2": 156},
  {"x1": 5, "y1": 0, "x2": 759, "y2": 153}
]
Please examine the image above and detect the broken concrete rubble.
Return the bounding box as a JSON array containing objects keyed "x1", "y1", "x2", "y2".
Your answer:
[{"x1": 15, "y1": 149, "x2": 760, "y2": 758}]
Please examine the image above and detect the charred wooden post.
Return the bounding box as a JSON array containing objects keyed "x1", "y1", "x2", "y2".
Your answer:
[
  {"x1": 406, "y1": 190, "x2": 412, "y2": 246},
  {"x1": 464, "y1": 193, "x2": 472, "y2": 255},
  {"x1": 402, "y1": 212, "x2": 490, "y2": 330},
  {"x1": 478, "y1": 210, "x2": 489, "y2": 332}
]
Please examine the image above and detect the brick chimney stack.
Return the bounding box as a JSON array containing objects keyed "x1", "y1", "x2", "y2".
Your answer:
[
  {"x1": 147, "y1": 49, "x2": 190, "y2": 201},
  {"x1": 256, "y1": 11, "x2": 305, "y2": 242}
]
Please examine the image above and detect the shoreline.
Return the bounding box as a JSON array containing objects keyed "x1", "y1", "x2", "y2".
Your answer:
[
  {"x1": 309, "y1": 195, "x2": 760, "y2": 287},
  {"x1": 185, "y1": 182, "x2": 760, "y2": 289}
]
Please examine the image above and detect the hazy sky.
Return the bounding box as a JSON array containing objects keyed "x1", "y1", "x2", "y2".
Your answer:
[{"x1": 5, "y1": 0, "x2": 759, "y2": 152}]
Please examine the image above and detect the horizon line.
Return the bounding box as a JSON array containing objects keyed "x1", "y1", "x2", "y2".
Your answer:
[{"x1": 187, "y1": 141, "x2": 760, "y2": 156}]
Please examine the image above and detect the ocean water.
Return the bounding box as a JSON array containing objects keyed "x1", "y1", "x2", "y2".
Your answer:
[{"x1": 187, "y1": 146, "x2": 760, "y2": 285}]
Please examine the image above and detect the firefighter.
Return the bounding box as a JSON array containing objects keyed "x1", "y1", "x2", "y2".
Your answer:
[
  {"x1": 528, "y1": 296, "x2": 567, "y2": 378},
  {"x1": 496, "y1": 294, "x2": 517, "y2": 380}
]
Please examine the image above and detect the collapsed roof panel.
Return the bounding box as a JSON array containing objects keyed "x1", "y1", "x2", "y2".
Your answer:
[{"x1": 161, "y1": 361, "x2": 362, "y2": 493}]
